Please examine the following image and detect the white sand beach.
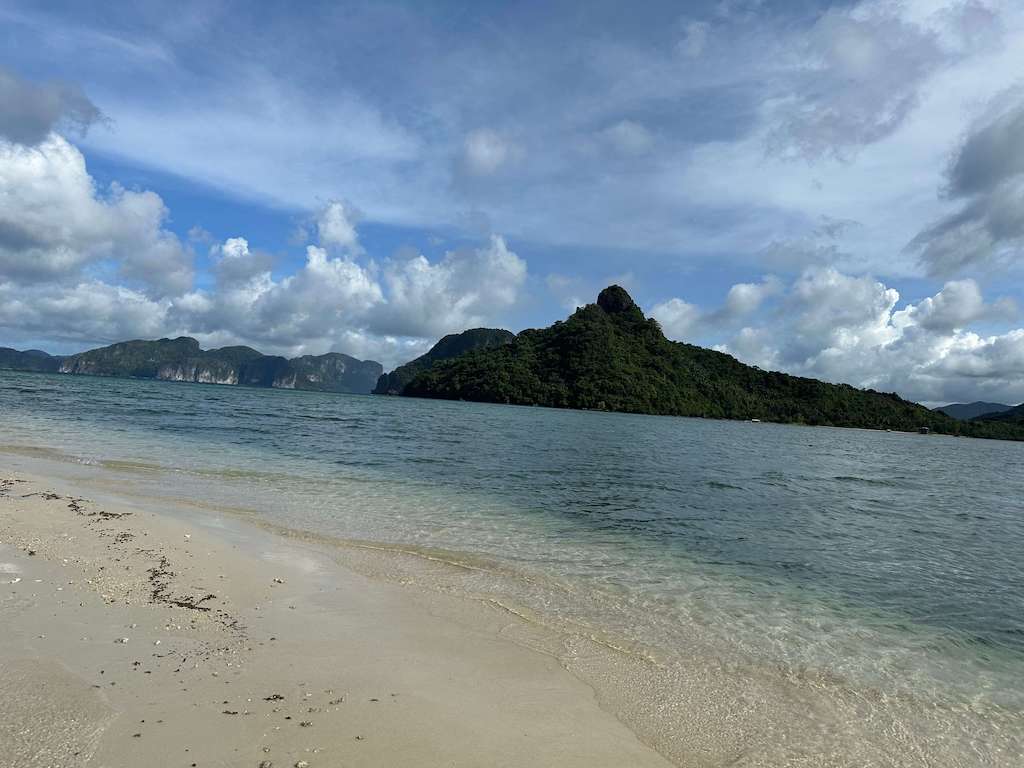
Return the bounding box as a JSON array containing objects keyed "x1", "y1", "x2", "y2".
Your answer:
[{"x1": 0, "y1": 470, "x2": 672, "y2": 768}]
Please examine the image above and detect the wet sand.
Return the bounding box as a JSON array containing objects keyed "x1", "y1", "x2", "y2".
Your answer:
[{"x1": 0, "y1": 472, "x2": 672, "y2": 768}]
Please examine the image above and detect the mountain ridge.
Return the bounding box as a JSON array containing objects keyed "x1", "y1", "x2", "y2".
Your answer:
[
  {"x1": 974, "y1": 403, "x2": 1024, "y2": 425},
  {"x1": 934, "y1": 401, "x2": 1015, "y2": 420},
  {"x1": 401, "y1": 285, "x2": 1024, "y2": 441},
  {"x1": 373, "y1": 328, "x2": 515, "y2": 395},
  {"x1": 3, "y1": 338, "x2": 382, "y2": 394},
  {"x1": 0, "y1": 347, "x2": 64, "y2": 373}
]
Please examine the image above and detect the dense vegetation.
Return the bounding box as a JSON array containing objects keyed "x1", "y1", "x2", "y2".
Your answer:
[
  {"x1": 403, "y1": 286, "x2": 1024, "y2": 441},
  {"x1": 43, "y1": 337, "x2": 383, "y2": 393},
  {"x1": 0, "y1": 347, "x2": 62, "y2": 373},
  {"x1": 373, "y1": 327, "x2": 514, "y2": 394},
  {"x1": 933, "y1": 401, "x2": 1015, "y2": 420},
  {"x1": 975, "y1": 403, "x2": 1024, "y2": 426}
]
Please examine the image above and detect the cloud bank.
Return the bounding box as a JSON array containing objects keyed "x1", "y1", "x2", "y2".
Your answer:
[
  {"x1": 7, "y1": 0, "x2": 1019, "y2": 271},
  {"x1": 655, "y1": 269, "x2": 1024, "y2": 404},
  {"x1": 0, "y1": 129, "x2": 527, "y2": 368},
  {"x1": 3, "y1": 5, "x2": 1024, "y2": 404}
]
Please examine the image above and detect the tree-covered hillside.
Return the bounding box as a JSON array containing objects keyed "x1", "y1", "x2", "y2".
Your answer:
[
  {"x1": 934, "y1": 402, "x2": 1014, "y2": 420},
  {"x1": 0, "y1": 347, "x2": 62, "y2": 373},
  {"x1": 403, "y1": 286, "x2": 1024, "y2": 440},
  {"x1": 373, "y1": 327, "x2": 514, "y2": 394},
  {"x1": 974, "y1": 403, "x2": 1024, "y2": 426}
]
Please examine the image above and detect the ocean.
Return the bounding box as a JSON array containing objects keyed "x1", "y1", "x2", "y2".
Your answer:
[{"x1": 2, "y1": 369, "x2": 1022, "y2": 765}]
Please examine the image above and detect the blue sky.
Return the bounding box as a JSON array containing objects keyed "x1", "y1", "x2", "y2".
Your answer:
[{"x1": 2, "y1": 0, "x2": 1024, "y2": 404}]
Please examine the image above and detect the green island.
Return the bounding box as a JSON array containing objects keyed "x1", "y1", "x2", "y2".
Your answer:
[
  {"x1": 373, "y1": 328, "x2": 515, "y2": 394},
  {"x1": 395, "y1": 286, "x2": 1024, "y2": 441},
  {"x1": 4, "y1": 286, "x2": 1023, "y2": 439}
]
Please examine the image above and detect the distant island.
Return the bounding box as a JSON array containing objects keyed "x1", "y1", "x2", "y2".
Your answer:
[
  {"x1": 387, "y1": 285, "x2": 1024, "y2": 441},
  {"x1": 933, "y1": 402, "x2": 1015, "y2": 420},
  {"x1": 4, "y1": 287, "x2": 1024, "y2": 440},
  {"x1": 1, "y1": 338, "x2": 382, "y2": 394},
  {"x1": 373, "y1": 328, "x2": 515, "y2": 395},
  {"x1": 973, "y1": 402, "x2": 1024, "y2": 426}
]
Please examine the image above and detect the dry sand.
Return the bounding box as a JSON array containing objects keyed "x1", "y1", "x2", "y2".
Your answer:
[{"x1": 0, "y1": 471, "x2": 673, "y2": 768}]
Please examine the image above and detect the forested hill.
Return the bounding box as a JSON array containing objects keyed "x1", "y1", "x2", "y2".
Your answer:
[
  {"x1": 373, "y1": 328, "x2": 514, "y2": 395},
  {"x1": 974, "y1": 403, "x2": 1024, "y2": 426},
  {"x1": 1, "y1": 337, "x2": 382, "y2": 394},
  {"x1": 402, "y1": 285, "x2": 1024, "y2": 440},
  {"x1": 0, "y1": 347, "x2": 62, "y2": 373},
  {"x1": 934, "y1": 401, "x2": 1014, "y2": 420}
]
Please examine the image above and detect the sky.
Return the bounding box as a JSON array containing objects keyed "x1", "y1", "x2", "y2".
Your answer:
[{"x1": 2, "y1": 0, "x2": 1024, "y2": 405}]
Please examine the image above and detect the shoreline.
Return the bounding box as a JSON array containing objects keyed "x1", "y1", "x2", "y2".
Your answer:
[
  {"x1": 0, "y1": 468, "x2": 672, "y2": 768},
  {"x1": 5, "y1": 368, "x2": 1023, "y2": 445},
  {"x1": 2, "y1": 437, "x2": 1021, "y2": 767}
]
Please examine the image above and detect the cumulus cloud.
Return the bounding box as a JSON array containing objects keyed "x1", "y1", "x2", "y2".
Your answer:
[
  {"x1": 210, "y1": 237, "x2": 274, "y2": 287},
  {"x1": 0, "y1": 130, "x2": 527, "y2": 366},
  {"x1": 164, "y1": 234, "x2": 526, "y2": 364},
  {"x1": 0, "y1": 67, "x2": 105, "y2": 146},
  {"x1": 723, "y1": 275, "x2": 783, "y2": 316},
  {"x1": 650, "y1": 298, "x2": 701, "y2": 341},
  {"x1": 713, "y1": 268, "x2": 1024, "y2": 403},
  {"x1": 179, "y1": 242, "x2": 379, "y2": 352},
  {"x1": 652, "y1": 276, "x2": 782, "y2": 341},
  {"x1": 10, "y1": 226, "x2": 528, "y2": 367},
  {"x1": 0, "y1": 135, "x2": 192, "y2": 297},
  {"x1": 374, "y1": 235, "x2": 527, "y2": 337},
  {"x1": 316, "y1": 200, "x2": 362, "y2": 253},
  {"x1": 901, "y1": 278, "x2": 1015, "y2": 331},
  {"x1": 908, "y1": 90, "x2": 1024, "y2": 275},
  {"x1": 0, "y1": 280, "x2": 168, "y2": 347}
]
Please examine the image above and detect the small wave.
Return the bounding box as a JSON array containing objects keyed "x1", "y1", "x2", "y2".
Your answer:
[
  {"x1": 100, "y1": 458, "x2": 165, "y2": 473},
  {"x1": 706, "y1": 480, "x2": 743, "y2": 491},
  {"x1": 832, "y1": 475, "x2": 895, "y2": 487},
  {"x1": 0, "y1": 444, "x2": 67, "y2": 460}
]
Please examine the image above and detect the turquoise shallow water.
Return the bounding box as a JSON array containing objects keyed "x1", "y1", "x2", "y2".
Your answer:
[{"x1": 2, "y1": 369, "x2": 1023, "y2": 764}]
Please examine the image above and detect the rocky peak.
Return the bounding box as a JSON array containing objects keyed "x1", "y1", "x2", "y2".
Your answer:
[{"x1": 596, "y1": 285, "x2": 638, "y2": 314}]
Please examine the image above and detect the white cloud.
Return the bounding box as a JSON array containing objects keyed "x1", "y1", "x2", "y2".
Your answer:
[
  {"x1": 316, "y1": 200, "x2": 361, "y2": 253},
  {"x1": 162, "y1": 234, "x2": 526, "y2": 366},
  {"x1": 713, "y1": 267, "x2": 1024, "y2": 403},
  {"x1": 0, "y1": 134, "x2": 192, "y2": 297},
  {"x1": 0, "y1": 279, "x2": 168, "y2": 346},
  {"x1": 724, "y1": 275, "x2": 782, "y2": 316},
  {"x1": 461, "y1": 129, "x2": 514, "y2": 176},
  {"x1": 0, "y1": 66, "x2": 104, "y2": 146},
  {"x1": 182, "y1": 243, "x2": 382, "y2": 353},
  {"x1": 7, "y1": 0, "x2": 1018, "y2": 274},
  {"x1": 650, "y1": 298, "x2": 701, "y2": 341},
  {"x1": 900, "y1": 278, "x2": 1014, "y2": 331},
  {"x1": 375, "y1": 235, "x2": 527, "y2": 337},
  {"x1": 651, "y1": 275, "x2": 782, "y2": 341},
  {"x1": 0, "y1": 132, "x2": 527, "y2": 367}
]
